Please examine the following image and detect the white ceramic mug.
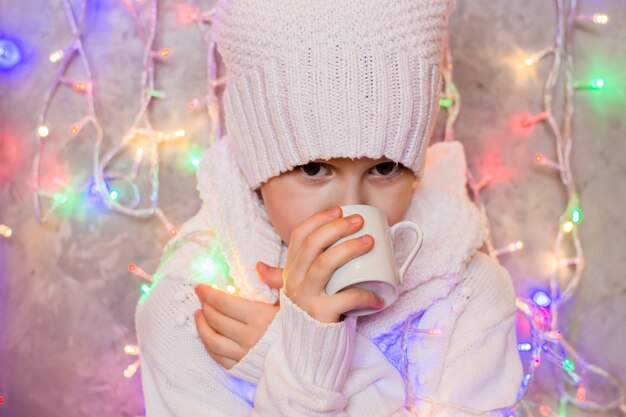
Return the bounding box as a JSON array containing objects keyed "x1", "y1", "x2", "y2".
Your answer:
[{"x1": 325, "y1": 204, "x2": 424, "y2": 316}]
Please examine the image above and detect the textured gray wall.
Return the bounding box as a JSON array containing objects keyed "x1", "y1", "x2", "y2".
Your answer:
[{"x1": 1, "y1": 1, "x2": 625, "y2": 417}]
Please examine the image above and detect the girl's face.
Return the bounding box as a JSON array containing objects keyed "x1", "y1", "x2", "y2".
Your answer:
[{"x1": 258, "y1": 157, "x2": 418, "y2": 244}]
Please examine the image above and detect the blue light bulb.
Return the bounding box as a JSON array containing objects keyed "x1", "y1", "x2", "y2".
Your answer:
[
  {"x1": 0, "y1": 38, "x2": 22, "y2": 70},
  {"x1": 531, "y1": 290, "x2": 551, "y2": 307}
]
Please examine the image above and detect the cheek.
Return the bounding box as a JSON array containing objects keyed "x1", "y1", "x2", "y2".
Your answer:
[
  {"x1": 260, "y1": 179, "x2": 326, "y2": 244},
  {"x1": 374, "y1": 178, "x2": 416, "y2": 226}
]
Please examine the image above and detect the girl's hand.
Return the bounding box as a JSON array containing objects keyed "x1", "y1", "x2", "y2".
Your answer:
[
  {"x1": 267, "y1": 206, "x2": 384, "y2": 323},
  {"x1": 193, "y1": 265, "x2": 281, "y2": 369}
]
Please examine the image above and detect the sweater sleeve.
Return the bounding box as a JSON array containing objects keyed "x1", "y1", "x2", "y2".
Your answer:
[
  {"x1": 136, "y1": 273, "x2": 256, "y2": 416},
  {"x1": 411, "y1": 252, "x2": 523, "y2": 416},
  {"x1": 251, "y1": 290, "x2": 414, "y2": 417}
]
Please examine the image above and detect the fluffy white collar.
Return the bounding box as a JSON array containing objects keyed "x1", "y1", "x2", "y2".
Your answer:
[{"x1": 196, "y1": 137, "x2": 488, "y2": 322}]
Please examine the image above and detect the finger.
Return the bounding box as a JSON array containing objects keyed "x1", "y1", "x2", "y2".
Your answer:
[
  {"x1": 286, "y1": 206, "x2": 343, "y2": 266},
  {"x1": 194, "y1": 310, "x2": 245, "y2": 362},
  {"x1": 256, "y1": 262, "x2": 283, "y2": 289},
  {"x1": 201, "y1": 302, "x2": 248, "y2": 345},
  {"x1": 305, "y1": 234, "x2": 374, "y2": 293},
  {"x1": 195, "y1": 284, "x2": 249, "y2": 323},
  {"x1": 329, "y1": 287, "x2": 385, "y2": 316},
  {"x1": 288, "y1": 214, "x2": 366, "y2": 291},
  {"x1": 210, "y1": 353, "x2": 238, "y2": 370}
]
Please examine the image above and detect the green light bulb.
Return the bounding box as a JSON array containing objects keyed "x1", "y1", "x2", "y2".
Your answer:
[
  {"x1": 591, "y1": 78, "x2": 604, "y2": 89},
  {"x1": 439, "y1": 97, "x2": 454, "y2": 108},
  {"x1": 53, "y1": 193, "x2": 68, "y2": 204}
]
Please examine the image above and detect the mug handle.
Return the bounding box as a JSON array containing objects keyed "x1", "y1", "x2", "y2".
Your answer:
[{"x1": 389, "y1": 221, "x2": 424, "y2": 284}]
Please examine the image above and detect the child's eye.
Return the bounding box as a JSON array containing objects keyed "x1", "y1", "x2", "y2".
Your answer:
[
  {"x1": 297, "y1": 162, "x2": 330, "y2": 179},
  {"x1": 371, "y1": 162, "x2": 401, "y2": 177}
]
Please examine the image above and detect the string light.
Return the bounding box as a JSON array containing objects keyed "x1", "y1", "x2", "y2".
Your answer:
[
  {"x1": 186, "y1": 97, "x2": 206, "y2": 111},
  {"x1": 151, "y1": 47, "x2": 171, "y2": 58},
  {"x1": 72, "y1": 81, "x2": 89, "y2": 93},
  {"x1": 26, "y1": 0, "x2": 622, "y2": 414},
  {"x1": 128, "y1": 263, "x2": 155, "y2": 283},
  {"x1": 576, "y1": 13, "x2": 609, "y2": 25},
  {"x1": 49, "y1": 49, "x2": 64, "y2": 63},
  {"x1": 37, "y1": 125, "x2": 50, "y2": 138},
  {"x1": 135, "y1": 147, "x2": 144, "y2": 159},
  {"x1": 68, "y1": 116, "x2": 91, "y2": 136},
  {"x1": 124, "y1": 344, "x2": 140, "y2": 355},
  {"x1": 408, "y1": 327, "x2": 444, "y2": 336},
  {"x1": 532, "y1": 290, "x2": 552, "y2": 307},
  {"x1": 571, "y1": 208, "x2": 581, "y2": 224},
  {"x1": 0, "y1": 37, "x2": 22, "y2": 70},
  {"x1": 0, "y1": 224, "x2": 13, "y2": 238},
  {"x1": 150, "y1": 89, "x2": 166, "y2": 99},
  {"x1": 190, "y1": 154, "x2": 203, "y2": 168},
  {"x1": 494, "y1": 240, "x2": 524, "y2": 257},
  {"x1": 33, "y1": 0, "x2": 180, "y2": 237},
  {"x1": 123, "y1": 359, "x2": 140, "y2": 378},
  {"x1": 461, "y1": 2, "x2": 626, "y2": 413},
  {"x1": 58, "y1": 76, "x2": 91, "y2": 93},
  {"x1": 534, "y1": 153, "x2": 563, "y2": 171},
  {"x1": 48, "y1": 43, "x2": 78, "y2": 63},
  {"x1": 521, "y1": 112, "x2": 549, "y2": 128},
  {"x1": 592, "y1": 13, "x2": 609, "y2": 24},
  {"x1": 109, "y1": 189, "x2": 120, "y2": 200},
  {"x1": 439, "y1": 96, "x2": 454, "y2": 108},
  {"x1": 524, "y1": 47, "x2": 555, "y2": 66},
  {"x1": 573, "y1": 78, "x2": 605, "y2": 90}
]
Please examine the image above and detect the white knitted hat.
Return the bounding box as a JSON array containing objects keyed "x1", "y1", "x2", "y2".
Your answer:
[{"x1": 212, "y1": 0, "x2": 456, "y2": 189}]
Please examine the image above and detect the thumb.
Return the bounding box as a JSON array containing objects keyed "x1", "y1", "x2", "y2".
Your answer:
[{"x1": 255, "y1": 261, "x2": 283, "y2": 289}]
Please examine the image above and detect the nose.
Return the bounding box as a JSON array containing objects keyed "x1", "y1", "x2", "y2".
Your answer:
[{"x1": 336, "y1": 182, "x2": 367, "y2": 208}]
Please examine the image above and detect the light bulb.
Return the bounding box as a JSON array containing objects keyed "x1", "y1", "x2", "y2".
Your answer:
[
  {"x1": 0, "y1": 224, "x2": 12, "y2": 238},
  {"x1": 72, "y1": 81, "x2": 89, "y2": 93},
  {"x1": 124, "y1": 344, "x2": 140, "y2": 355},
  {"x1": 592, "y1": 14, "x2": 608, "y2": 24},
  {"x1": 49, "y1": 49, "x2": 64, "y2": 63},
  {"x1": 0, "y1": 38, "x2": 22, "y2": 70},
  {"x1": 38, "y1": 125, "x2": 50, "y2": 138},
  {"x1": 532, "y1": 290, "x2": 551, "y2": 307},
  {"x1": 525, "y1": 56, "x2": 537, "y2": 66},
  {"x1": 562, "y1": 221, "x2": 574, "y2": 233}
]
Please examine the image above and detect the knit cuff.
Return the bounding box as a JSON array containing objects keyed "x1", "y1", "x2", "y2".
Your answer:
[
  {"x1": 279, "y1": 290, "x2": 357, "y2": 391},
  {"x1": 227, "y1": 309, "x2": 282, "y2": 384}
]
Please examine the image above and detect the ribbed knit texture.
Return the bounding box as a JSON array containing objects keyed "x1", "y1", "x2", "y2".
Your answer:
[{"x1": 212, "y1": 0, "x2": 456, "y2": 188}]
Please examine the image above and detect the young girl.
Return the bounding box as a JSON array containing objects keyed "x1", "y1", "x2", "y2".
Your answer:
[{"x1": 135, "y1": 0, "x2": 523, "y2": 415}]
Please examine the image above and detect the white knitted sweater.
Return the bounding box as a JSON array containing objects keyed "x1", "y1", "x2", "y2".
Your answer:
[{"x1": 135, "y1": 139, "x2": 523, "y2": 416}]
